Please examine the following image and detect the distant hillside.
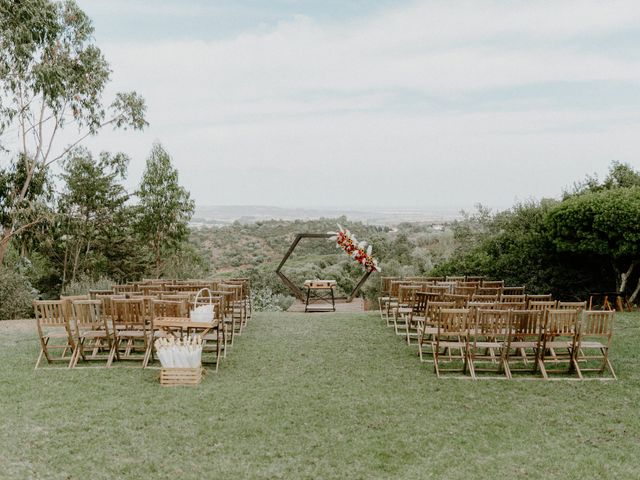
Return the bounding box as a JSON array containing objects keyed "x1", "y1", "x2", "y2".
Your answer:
[{"x1": 192, "y1": 205, "x2": 465, "y2": 227}]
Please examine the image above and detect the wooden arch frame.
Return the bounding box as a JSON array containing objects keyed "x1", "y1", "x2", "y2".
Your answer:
[{"x1": 275, "y1": 233, "x2": 373, "y2": 303}]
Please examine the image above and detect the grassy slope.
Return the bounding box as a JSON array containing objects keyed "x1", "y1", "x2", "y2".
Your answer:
[{"x1": 1, "y1": 312, "x2": 639, "y2": 479}]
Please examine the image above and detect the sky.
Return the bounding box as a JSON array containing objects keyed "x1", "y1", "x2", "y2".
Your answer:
[{"x1": 64, "y1": 1, "x2": 640, "y2": 209}]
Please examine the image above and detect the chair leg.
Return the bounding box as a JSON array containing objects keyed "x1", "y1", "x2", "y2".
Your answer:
[{"x1": 35, "y1": 348, "x2": 45, "y2": 370}]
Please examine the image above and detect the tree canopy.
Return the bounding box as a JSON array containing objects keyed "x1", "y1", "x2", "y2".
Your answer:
[
  {"x1": 136, "y1": 143, "x2": 195, "y2": 278},
  {"x1": 0, "y1": 0, "x2": 147, "y2": 266}
]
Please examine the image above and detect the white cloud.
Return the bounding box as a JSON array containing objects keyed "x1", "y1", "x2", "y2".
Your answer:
[{"x1": 74, "y1": 1, "x2": 640, "y2": 208}]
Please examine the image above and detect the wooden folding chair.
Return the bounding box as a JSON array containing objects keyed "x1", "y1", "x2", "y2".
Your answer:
[
  {"x1": 538, "y1": 309, "x2": 581, "y2": 379},
  {"x1": 405, "y1": 291, "x2": 436, "y2": 345},
  {"x1": 417, "y1": 301, "x2": 455, "y2": 362},
  {"x1": 575, "y1": 310, "x2": 616, "y2": 379},
  {"x1": 467, "y1": 309, "x2": 511, "y2": 380},
  {"x1": 392, "y1": 284, "x2": 420, "y2": 338},
  {"x1": 503, "y1": 309, "x2": 545, "y2": 378},
  {"x1": 34, "y1": 300, "x2": 75, "y2": 369},
  {"x1": 384, "y1": 280, "x2": 404, "y2": 326},
  {"x1": 107, "y1": 298, "x2": 149, "y2": 367},
  {"x1": 378, "y1": 276, "x2": 399, "y2": 322},
  {"x1": 211, "y1": 289, "x2": 236, "y2": 347},
  {"x1": 431, "y1": 308, "x2": 471, "y2": 378},
  {"x1": 70, "y1": 300, "x2": 112, "y2": 368}
]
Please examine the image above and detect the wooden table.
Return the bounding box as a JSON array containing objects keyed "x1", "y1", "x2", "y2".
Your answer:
[{"x1": 303, "y1": 280, "x2": 336, "y2": 312}]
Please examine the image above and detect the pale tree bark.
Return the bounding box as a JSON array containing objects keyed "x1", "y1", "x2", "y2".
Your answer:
[
  {"x1": 629, "y1": 277, "x2": 640, "y2": 304},
  {"x1": 618, "y1": 262, "x2": 636, "y2": 294}
]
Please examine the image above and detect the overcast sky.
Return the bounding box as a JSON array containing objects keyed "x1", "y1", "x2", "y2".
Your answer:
[{"x1": 72, "y1": 0, "x2": 640, "y2": 210}]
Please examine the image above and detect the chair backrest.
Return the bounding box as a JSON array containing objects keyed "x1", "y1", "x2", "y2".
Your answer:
[
  {"x1": 581, "y1": 310, "x2": 615, "y2": 338},
  {"x1": 424, "y1": 285, "x2": 450, "y2": 299},
  {"x1": 454, "y1": 285, "x2": 477, "y2": 297},
  {"x1": 545, "y1": 309, "x2": 580, "y2": 336},
  {"x1": 389, "y1": 280, "x2": 404, "y2": 297},
  {"x1": 482, "y1": 280, "x2": 504, "y2": 288},
  {"x1": 414, "y1": 292, "x2": 438, "y2": 315},
  {"x1": 221, "y1": 283, "x2": 243, "y2": 302},
  {"x1": 140, "y1": 284, "x2": 163, "y2": 296},
  {"x1": 380, "y1": 277, "x2": 399, "y2": 294},
  {"x1": 112, "y1": 298, "x2": 145, "y2": 328},
  {"x1": 423, "y1": 276, "x2": 445, "y2": 282},
  {"x1": 474, "y1": 309, "x2": 511, "y2": 340},
  {"x1": 60, "y1": 294, "x2": 89, "y2": 322},
  {"x1": 501, "y1": 294, "x2": 526, "y2": 303},
  {"x1": 476, "y1": 287, "x2": 502, "y2": 297},
  {"x1": 446, "y1": 275, "x2": 466, "y2": 283},
  {"x1": 161, "y1": 293, "x2": 191, "y2": 303},
  {"x1": 72, "y1": 300, "x2": 105, "y2": 331},
  {"x1": 398, "y1": 284, "x2": 421, "y2": 305},
  {"x1": 495, "y1": 301, "x2": 526, "y2": 310},
  {"x1": 112, "y1": 284, "x2": 137, "y2": 294},
  {"x1": 528, "y1": 300, "x2": 557, "y2": 311},
  {"x1": 465, "y1": 276, "x2": 485, "y2": 283},
  {"x1": 88, "y1": 289, "x2": 114, "y2": 299},
  {"x1": 436, "y1": 308, "x2": 471, "y2": 336},
  {"x1": 471, "y1": 293, "x2": 500, "y2": 302},
  {"x1": 424, "y1": 301, "x2": 456, "y2": 326},
  {"x1": 510, "y1": 309, "x2": 544, "y2": 338},
  {"x1": 33, "y1": 300, "x2": 67, "y2": 327},
  {"x1": 557, "y1": 301, "x2": 587, "y2": 312},
  {"x1": 442, "y1": 293, "x2": 469, "y2": 308},
  {"x1": 151, "y1": 299, "x2": 188, "y2": 319},
  {"x1": 502, "y1": 286, "x2": 525, "y2": 296},
  {"x1": 527, "y1": 294, "x2": 553, "y2": 304}
]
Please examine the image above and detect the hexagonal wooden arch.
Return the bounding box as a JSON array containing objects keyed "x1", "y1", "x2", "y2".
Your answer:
[{"x1": 275, "y1": 233, "x2": 373, "y2": 303}]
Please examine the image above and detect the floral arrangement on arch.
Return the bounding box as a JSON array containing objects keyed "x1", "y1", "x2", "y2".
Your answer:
[{"x1": 328, "y1": 224, "x2": 381, "y2": 273}]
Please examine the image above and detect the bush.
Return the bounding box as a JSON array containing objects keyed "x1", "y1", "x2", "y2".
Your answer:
[
  {"x1": 0, "y1": 269, "x2": 38, "y2": 320},
  {"x1": 62, "y1": 275, "x2": 115, "y2": 296},
  {"x1": 251, "y1": 287, "x2": 294, "y2": 312}
]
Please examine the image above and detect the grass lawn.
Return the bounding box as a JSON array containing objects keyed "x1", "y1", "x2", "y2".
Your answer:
[{"x1": 1, "y1": 311, "x2": 639, "y2": 479}]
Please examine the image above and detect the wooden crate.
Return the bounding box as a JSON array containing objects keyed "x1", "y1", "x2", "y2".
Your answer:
[{"x1": 159, "y1": 367, "x2": 205, "y2": 387}]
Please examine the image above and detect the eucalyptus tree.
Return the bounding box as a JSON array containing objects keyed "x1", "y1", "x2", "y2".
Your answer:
[
  {"x1": 136, "y1": 143, "x2": 195, "y2": 278},
  {"x1": 0, "y1": 0, "x2": 147, "y2": 266},
  {"x1": 57, "y1": 147, "x2": 130, "y2": 285}
]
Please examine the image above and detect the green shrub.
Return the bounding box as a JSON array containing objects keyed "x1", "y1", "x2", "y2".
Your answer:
[
  {"x1": 0, "y1": 269, "x2": 37, "y2": 320},
  {"x1": 251, "y1": 288, "x2": 294, "y2": 312},
  {"x1": 62, "y1": 275, "x2": 115, "y2": 296}
]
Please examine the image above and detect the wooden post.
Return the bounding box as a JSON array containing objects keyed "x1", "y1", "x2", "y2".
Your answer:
[{"x1": 347, "y1": 269, "x2": 373, "y2": 303}]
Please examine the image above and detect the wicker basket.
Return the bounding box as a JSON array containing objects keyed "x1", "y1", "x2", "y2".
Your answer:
[{"x1": 159, "y1": 367, "x2": 205, "y2": 387}]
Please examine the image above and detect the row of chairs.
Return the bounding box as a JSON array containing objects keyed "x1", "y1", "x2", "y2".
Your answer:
[
  {"x1": 383, "y1": 289, "x2": 616, "y2": 380},
  {"x1": 379, "y1": 278, "x2": 545, "y2": 324},
  {"x1": 33, "y1": 278, "x2": 252, "y2": 370}
]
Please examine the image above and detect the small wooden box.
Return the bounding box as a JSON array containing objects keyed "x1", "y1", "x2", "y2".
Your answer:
[{"x1": 159, "y1": 367, "x2": 205, "y2": 387}]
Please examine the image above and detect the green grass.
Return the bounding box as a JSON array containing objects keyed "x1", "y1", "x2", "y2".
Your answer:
[{"x1": 1, "y1": 312, "x2": 640, "y2": 479}]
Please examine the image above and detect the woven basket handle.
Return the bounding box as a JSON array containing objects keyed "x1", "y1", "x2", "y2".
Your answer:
[{"x1": 193, "y1": 288, "x2": 212, "y2": 308}]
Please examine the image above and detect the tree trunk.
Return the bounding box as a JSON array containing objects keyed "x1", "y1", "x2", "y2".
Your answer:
[
  {"x1": 630, "y1": 277, "x2": 640, "y2": 305},
  {"x1": 0, "y1": 235, "x2": 9, "y2": 267},
  {"x1": 619, "y1": 262, "x2": 635, "y2": 294}
]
